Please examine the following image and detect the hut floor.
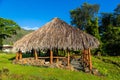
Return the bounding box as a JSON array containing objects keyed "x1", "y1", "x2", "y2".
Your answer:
[{"x1": 12, "y1": 58, "x2": 76, "y2": 71}]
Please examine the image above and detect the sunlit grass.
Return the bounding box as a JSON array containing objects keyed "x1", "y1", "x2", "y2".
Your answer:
[
  {"x1": 92, "y1": 56, "x2": 120, "y2": 80},
  {"x1": 102, "y1": 56, "x2": 120, "y2": 63},
  {"x1": 0, "y1": 53, "x2": 120, "y2": 80}
]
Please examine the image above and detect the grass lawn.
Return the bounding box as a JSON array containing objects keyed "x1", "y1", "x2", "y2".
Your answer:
[
  {"x1": 0, "y1": 53, "x2": 120, "y2": 80},
  {"x1": 92, "y1": 56, "x2": 120, "y2": 80}
]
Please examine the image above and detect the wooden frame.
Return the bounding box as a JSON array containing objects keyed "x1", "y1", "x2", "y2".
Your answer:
[
  {"x1": 16, "y1": 49, "x2": 71, "y2": 66},
  {"x1": 16, "y1": 50, "x2": 22, "y2": 60},
  {"x1": 82, "y1": 48, "x2": 92, "y2": 71}
]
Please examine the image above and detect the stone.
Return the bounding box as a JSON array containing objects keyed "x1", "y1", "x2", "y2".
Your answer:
[
  {"x1": 45, "y1": 61, "x2": 49, "y2": 64},
  {"x1": 92, "y1": 68, "x2": 100, "y2": 76},
  {"x1": 12, "y1": 58, "x2": 77, "y2": 71},
  {"x1": 84, "y1": 67, "x2": 90, "y2": 73},
  {"x1": 65, "y1": 65, "x2": 75, "y2": 71}
]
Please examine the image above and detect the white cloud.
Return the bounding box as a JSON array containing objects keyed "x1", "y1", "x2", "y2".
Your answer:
[{"x1": 21, "y1": 26, "x2": 39, "y2": 30}]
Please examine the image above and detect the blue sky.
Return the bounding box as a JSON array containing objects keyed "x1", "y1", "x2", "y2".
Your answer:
[{"x1": 0, "y1": 0, "x2": 120, "y2": 30}]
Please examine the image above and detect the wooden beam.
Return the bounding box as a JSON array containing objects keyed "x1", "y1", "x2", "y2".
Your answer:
[
  {"x1": 88, "y1": 48, "x2": 92, "y2": 71},
  {"x1": 67, "y1": 52, "x2": 70, "y2": 66},
  {"x1": 38, "y1": 56, "x2": 66, "y2": 59},
  {"x1": 50, "y1": 50, "x2": 53, "y2": 64},
  {"x1": 38, "y1": 57, "x2": 50, "y2": 58},
  {"x1": 53, "y1": 57, "x2": 66, "y2": 58},
  {"x1": 34, "y1": 49, "x2": 38, "y2": 60}
]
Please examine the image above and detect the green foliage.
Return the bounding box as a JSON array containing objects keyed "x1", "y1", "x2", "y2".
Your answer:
[
  {"x1": 99, "y1": 4, "x2": 120, "y2": 56},
  {"x1": 3, "y1": 28, "x2": 34, "y2": 45},
  {"x1": 70, "y1": 3, "x2": 120, "y2": 56},
  {"x1": 86, "y1": 17, "x2": 101, "y2": 40},
  {"x1": 70, "y1": 3, "x2": 99, "y2": 31},
  {"x1": 70, "y1": 3, "x2": 100, "y2": 40},
  {"x1": 114, "y1": 10, "x2": 120, "y2": 27},
  {"x1": 0, "y1": 18, "x2": 20, "y2": 47},
  {"x1": 70, "y1": 2, "x2": 101, "y2": 55}
]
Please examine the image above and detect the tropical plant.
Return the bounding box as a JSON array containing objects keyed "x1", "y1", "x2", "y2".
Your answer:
[{"x1": 0, "y1": 18, "x2": 20, "y2": 49}]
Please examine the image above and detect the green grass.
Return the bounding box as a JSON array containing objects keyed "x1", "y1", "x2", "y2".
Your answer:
[
  {"x1": 102, "y1": 56, "x2": 120, "y2": 63},
  {"x1": 0, "y1": 53, "x2": 120, "y2": 80},
  {"x1": 92, "y1": 56, "x2": 120, "y2": 80}
]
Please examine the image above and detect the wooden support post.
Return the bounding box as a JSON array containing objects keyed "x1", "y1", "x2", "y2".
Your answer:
[
  {"x1": 56, "y1": 58, "x2": 59, "y2": 63},
  {"x1": 85, "y1": 49, "x2": 89, "y2": 66},
  {"x1": 34, "y1": 49, "x2": 38, "y2": 60},
  {"x1": 86, "y1": 50, "x2": 89, "y2": 61},
  {"x1": 88, "y1": 48, "x2": 92, "y2": 71},
  {"x1": 82, "y1": 49, "x2": 89, "y2": 69},
  {"x1": 50, "y1": 50, "x2": 53, "y2": 64},
  {"x1": 16, "y1": 52, "x2": 19, "y2": 60},
  {"x1": 67, "y1": 52, "x2": 70, "y2": 66},
  {"x1": 19, "y1": 51, "x2": 22, "y2": 60}
]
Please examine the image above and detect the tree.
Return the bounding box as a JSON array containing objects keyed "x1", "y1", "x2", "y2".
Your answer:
[
  {"x1": 0, "y1": 18, "x2": 20, "y2": 49},
  {"x1": 86, "y1": 17, "x2": 100, "y2": 40},
  {"x1": 70, "y1": 3, "x2": 100, "y2": 40},
  {"x1": 99, "y1": 8, "x2": 120, "y2": 56},
  {"x1": 99, "y1": 13, "x2": 114, "y2": 42},
  {"x1": 114, "y1": 4, "x2": 120, "y2": 15},
  {"x1": 114, "y1": 4, "x2": 120, "y2": 27},
  {"x1": 70, "y1": 3, "x2": 99, "y2": 29}
]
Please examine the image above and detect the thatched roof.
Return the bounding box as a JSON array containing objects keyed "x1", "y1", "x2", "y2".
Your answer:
[{"x1": 13, "y1": 18, "x2": 100, "y2": 52}]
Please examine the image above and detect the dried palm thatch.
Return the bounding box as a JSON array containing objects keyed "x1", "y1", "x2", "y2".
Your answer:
[{"x1": 13, "y1": 18, "x2": 100, "y2": 52}]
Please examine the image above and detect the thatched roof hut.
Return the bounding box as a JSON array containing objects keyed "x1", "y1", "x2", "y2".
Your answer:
[{"x1": 13, "y1": 18, "x2": 100, "y2": 52}]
